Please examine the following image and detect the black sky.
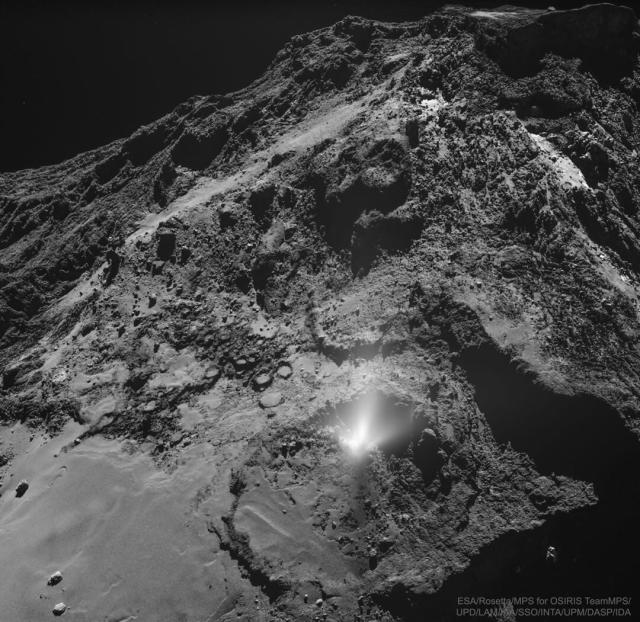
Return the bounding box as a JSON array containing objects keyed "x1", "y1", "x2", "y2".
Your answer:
[{"x1": 0, "y1": 0, "x2": 631, "y2": 172}]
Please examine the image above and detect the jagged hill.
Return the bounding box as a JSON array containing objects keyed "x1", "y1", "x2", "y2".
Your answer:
[{"x1": 1, "y1": 4, "x2": 640, "y2": 621}]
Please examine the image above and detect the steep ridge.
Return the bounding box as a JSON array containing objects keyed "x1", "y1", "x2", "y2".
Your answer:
[{"x1": 2, "y1": 4, "x2": 640, "y2": 621}]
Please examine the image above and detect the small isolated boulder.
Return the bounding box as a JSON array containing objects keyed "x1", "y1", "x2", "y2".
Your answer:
[
  {"x1": 52, "y1": 602, "x2": 66, "y2": 616},
  {"x1": 15, "y1": 481, "x2": 29, "y2": 498},
  {"x1": 253, "y1": 373, "x2": 272, "y2": 391},
  {"x1": 48, "y1": 571, "x2": 63, "y2": 586},
  {"x1": 276, "y1": 363, "x2": 292, "y2": 379},
  {"x1": 259, "y1": 391, "x2": 283, "y2": 409}
]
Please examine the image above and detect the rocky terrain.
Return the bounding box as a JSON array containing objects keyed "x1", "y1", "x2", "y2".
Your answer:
[{"x1": 1, "y1": 3, "x2": 640, "y2": 620}]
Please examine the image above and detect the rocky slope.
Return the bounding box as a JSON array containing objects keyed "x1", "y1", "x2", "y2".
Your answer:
[{"x1": 1, "y1": 4, "x2": 640, "y2": 621}]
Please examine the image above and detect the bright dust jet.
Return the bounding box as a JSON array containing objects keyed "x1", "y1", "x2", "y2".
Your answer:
[{"x1": 336, "y1": 390, "x2": 417, "y2": 458}]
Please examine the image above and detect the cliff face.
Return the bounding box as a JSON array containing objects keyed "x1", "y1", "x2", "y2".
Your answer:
[{"x1": 1, "y1": 4, "x2": 640, "y2": 621}]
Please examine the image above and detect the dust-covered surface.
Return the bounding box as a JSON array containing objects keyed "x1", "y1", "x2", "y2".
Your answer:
[{"x1": 2, "y1": 4, "x2": 640, "y2": 620}]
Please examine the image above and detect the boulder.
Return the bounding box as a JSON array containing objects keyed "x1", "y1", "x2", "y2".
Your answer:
[
  {"x1": 259, "y1": 391, "x2": 283, "y2": 409},
  {"x1": 15, "y1": 481, "x2": 29, "y2": 498},
  {"x1": 48, "y1": 571, "x2": 63, "y2": 586},
  {"x1": 52, "y1": 602, "x2": 67, "y2": 616},
  {"x1": 253, "y1": 373, "x2": 273, "y2": 390}
]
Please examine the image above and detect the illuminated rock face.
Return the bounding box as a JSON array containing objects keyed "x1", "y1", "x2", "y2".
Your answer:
[{"x1": 2, "y1": 4, "x2": 640, "y2": 621}]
